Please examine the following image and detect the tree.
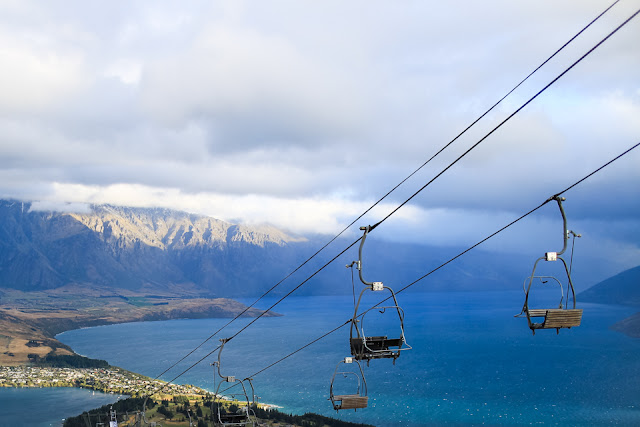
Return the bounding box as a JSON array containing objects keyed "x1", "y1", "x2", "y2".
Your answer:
[
  {"x1": 157, "y1": 405, "x2": 174, "y2": 420},
  {"x1": 174, "y1": 395, "x2": 189, "y2": 404}
]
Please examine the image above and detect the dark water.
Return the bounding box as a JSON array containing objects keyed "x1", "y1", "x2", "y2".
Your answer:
[
  {"x1": 52, "y1": 291, "x2": 639, "y2": 426},
  {"x1": 0, "y1": 387, "x2": 123, "y2": 427}
]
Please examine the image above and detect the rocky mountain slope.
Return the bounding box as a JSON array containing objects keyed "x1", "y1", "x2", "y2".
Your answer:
[
  {"x1": 0, "y1": 200, "x2": 306, "y2": 296},
  {"x1": 0, "y1": 199, "x2": 534, "y2": 298}
]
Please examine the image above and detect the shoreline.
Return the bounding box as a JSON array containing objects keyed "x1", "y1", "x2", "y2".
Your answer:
[
  {"x1": 0, "y1": 365, "x2": 205, "y2": 396},
  {"x1": 0, "y1": 364, "x2": 284, "y2": 412},
  {"x1": 0, "y1": 286, "x2": 280, "y2": 366},
  {"x1": 0, "y1": 289, "x2": 290, "y2": 417}
]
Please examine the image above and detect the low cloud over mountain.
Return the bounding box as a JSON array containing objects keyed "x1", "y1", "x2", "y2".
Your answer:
[
  {"x1": 0, "y1": 200, "x2": 307, "y2": 296},
  {"x1": 0, "y1": 199, "x2": 535, "y2": 298}
]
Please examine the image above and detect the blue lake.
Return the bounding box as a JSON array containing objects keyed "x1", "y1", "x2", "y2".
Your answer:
[
  {"x1": 0, "y1": 387, "x2": 123, "y2": 427},
  {"x1": 53, "y1": 291, "x2": 640, "y2": 426}
]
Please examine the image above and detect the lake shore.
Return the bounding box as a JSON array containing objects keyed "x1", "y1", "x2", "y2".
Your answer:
[
  {"x1": 0, "y1": 285, "x2": 278, "y2": 365},
  {"x1": 0, "y1": 365, "x2": 205, "y2": 397}
]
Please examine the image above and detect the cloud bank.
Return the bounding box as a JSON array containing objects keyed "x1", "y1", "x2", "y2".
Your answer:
[{"x1": 0, "y1": 0, "x2": 638, "y2": 281}]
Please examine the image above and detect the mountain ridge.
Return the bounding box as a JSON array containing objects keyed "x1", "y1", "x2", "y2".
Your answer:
[
  {"x1": 578, "y1": 264, "x2": 640, "y2": 306},
  {"x1": 578, "y1": 265, "x2": 640, "y2": 338},
  {"x1": 0, "y1": 200, "x2": 307, "y2": 296},
  {"x1": 69, "y1": 204, "x2": 306, "y2": 250},
  {"x1": 0, "y1": 198, "x2": 559, "y2": 298}
]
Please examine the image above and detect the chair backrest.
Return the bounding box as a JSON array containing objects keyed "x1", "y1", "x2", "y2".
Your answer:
[
  {"x1": 338, "y1": 395, "x2": 369, "y2": 410},
  {"x1": 543, "y1": 309, "x2": 583, "y2": 328}
]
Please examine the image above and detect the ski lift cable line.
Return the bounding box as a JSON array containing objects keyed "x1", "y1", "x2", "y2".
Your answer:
[
  {"x1": 142, "y1": 7, "x2": 640, "y2": 406},
  {"x1": 223, "y1": 140, "x2": 640, "y2": 383},
  {"x1": 145, "y1": 6, "x2": 640, "y2": 401},
  {"x1": 373, "y1": 140, "x2": 640, "y2": 306},
  {"x1": 161, "y1": 235, "x2": 359, "y2": 396},
  {"x1": 146, "y1": 1, "x2": 621, "y2": 382},
  {"x1": 225, "y1": 236, "x2": 362, "y2": 343},
  {"x1": 370, "y1": 5, "x2": 640, "y2": 233},
  {"x1": 366, "y1": 0, "x2": 622, "y2": 229},
  {"x1": 217, "y1": 319, "x2": 352, "y2": 396},
  {"x1": 142, "y1": 4, "x2": 638, "y2": 402},
  {"x1": 141, "y1": 236, "x2": 362, "y2": 402},
  {"x1": 140, "y1": 342, "x2": 224, "y2": 408},
  {"x1": 150, "y1": 234, "x2": 347, "y2": 381},
  {"x1": 158, "y1": 6, "x2": 640, "y2": 384}
]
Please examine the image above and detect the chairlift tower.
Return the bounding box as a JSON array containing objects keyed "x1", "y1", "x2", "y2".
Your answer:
[{"x1": 109, "y1": 406, "x2": 118, "y2": 427}]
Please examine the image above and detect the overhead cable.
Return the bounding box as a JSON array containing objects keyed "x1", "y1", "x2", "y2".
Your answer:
[
  {"x1": 371, "y1": 5, "x2": 640, "y2": 231},
  {"x1": 143, "y1": 236, "x2": 362, "y2": 400},
  {"x1": 142, "y1": 2, "x2": 637, "y2": 397},
  {"x1": 236, "y1": 140, "x2": 640, "y2": 381},
  {"x1": 151, "y1": 0, "x2": 622, "y2": 382}
]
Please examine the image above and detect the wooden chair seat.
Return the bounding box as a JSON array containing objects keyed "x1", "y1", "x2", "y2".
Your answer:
[
  {"x1": 528, "y1": 309, "x2": 583, "y2": 329},
  {"x1": 332, "y1": 394, "x2": 368, "y2": 410}
]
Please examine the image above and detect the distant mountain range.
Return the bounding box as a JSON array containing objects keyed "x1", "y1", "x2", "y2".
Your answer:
[
  {"x1": 0, "y1": 199, "x2": 530, "y2": 297},
  {"x1": 578, "y1": 265, "x2": 640, "y2": 306},
  {"x1": 0, "y1": 200, "x2": 311, "y2": 296},
  {"x1": 578, "y1": 265, "x2": 640, "y2": 338}
]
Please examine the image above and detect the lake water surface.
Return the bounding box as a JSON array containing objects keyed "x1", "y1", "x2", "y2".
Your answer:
[
  {"x1": 0, "y1": 387, "x2": 122, "y2": 427},
  {"x1": 53, "y1": 291, "x2": 640, "y2": 426}
]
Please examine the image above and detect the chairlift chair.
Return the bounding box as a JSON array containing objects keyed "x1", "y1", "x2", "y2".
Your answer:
[
  {"x1": 348, "y1": 226, "x2": 411, "y2": 363},
  {"x1": 350, "y1": 296, "x2": 408, "y2": 363},
  {"x1": 329, "y1": 357, "x2": 368, "y2": 411},
  {"x1": 212, "y1": 339, "x2": 255, "y2": 427},
  {"x1": 516, "y1": 196, "x2": 583, "y2": 334}
]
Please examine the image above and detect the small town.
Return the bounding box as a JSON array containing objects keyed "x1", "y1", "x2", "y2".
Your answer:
[
  {"x1": 0, "y1": 365, "x2": 207, "y2": 397},
  {"x1": 0, "y1": 366, "x2": 373, "y2": 427}
]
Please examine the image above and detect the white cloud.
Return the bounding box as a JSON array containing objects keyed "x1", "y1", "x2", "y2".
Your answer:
[
  {"x1": 0, "y1": 30, "x2": 86, "y2": 113},
  {"x1": 139, "y1": 24, "x2": 371, "y2": 151},
  {"x1": 0, "y1": 0, "x2": 637, "y2": 280},
  {"x1": 29, "y1": 200, "x2": 92, "y2": 214},
  {"x1": 104, "y1": 59, "x2": 142, "y2": 85}
]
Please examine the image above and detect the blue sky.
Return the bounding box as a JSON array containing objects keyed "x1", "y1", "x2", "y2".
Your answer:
[{"x1": 0, "y1": 1, "x2": 638, "y2": 281}]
